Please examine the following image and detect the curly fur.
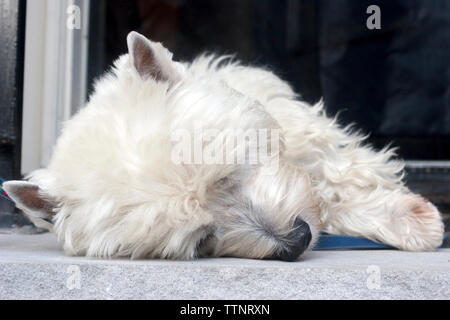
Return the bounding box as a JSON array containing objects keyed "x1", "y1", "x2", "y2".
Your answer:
[{"x1": 4, "y1": 32, "x2": 444, "y2": 260}]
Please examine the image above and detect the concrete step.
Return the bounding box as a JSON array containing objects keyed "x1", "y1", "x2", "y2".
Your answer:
[{"x1": 0, "y1": 233, "x2": 448, "y2": 299}]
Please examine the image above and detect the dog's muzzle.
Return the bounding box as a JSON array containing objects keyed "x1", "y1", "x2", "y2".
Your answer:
[{"x1": 270, "y1": 218, "x2": 312, "y2": 262}]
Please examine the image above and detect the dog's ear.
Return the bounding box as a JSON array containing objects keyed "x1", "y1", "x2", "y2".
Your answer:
[
  {"x1": 127, "y1": 31, "x2": 181, "y2": 83},
  {"x1": 2, "y1": 180, "x2": 56, "y2": 230}
]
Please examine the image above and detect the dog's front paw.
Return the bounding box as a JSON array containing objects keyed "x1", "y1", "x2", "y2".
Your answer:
[{"x1": 393, "y1": 194, "x2": 444, "y2": 251}]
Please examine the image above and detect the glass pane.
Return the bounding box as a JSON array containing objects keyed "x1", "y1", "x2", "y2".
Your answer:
[{"x1": 88, "y1": 0, "x2": 450, "y2": 160}]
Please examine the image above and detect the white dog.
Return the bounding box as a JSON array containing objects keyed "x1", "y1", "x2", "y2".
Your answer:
[{"x1": 4, "y1": 32, "x2": 444, "y2": 261}]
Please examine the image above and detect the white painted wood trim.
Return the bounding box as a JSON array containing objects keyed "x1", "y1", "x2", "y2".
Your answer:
[
  {"x1": 21, "y1": 0, "x2": 90, "y2": 175},
  {"x1": 404, "y1": 160, "x2": 450, "y2": 169}
]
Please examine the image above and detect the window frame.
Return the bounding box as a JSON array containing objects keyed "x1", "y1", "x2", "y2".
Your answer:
[{"x1": 21, "y1": 0, "x2": 90, "y2": 175}]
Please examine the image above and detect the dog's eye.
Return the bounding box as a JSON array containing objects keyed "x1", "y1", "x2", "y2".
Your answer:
[
  {"x1": 216, "y1": 177, "x2": 229, "y2": 186},
  {"x1": 196, "y1": 233, "x2": 217, "y2": 257}
]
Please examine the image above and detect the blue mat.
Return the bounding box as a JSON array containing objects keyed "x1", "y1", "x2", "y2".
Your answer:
[{"x1": 314, "y1": 233, "x2": 450, "y2": 250}]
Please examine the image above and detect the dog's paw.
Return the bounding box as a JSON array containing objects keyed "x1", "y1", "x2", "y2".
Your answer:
[{"x1": 393, "y1": 194, "x2": 444, "y2": 251}]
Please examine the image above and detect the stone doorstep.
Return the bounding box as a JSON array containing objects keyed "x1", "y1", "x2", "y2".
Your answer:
[{"x1": 0, "y1": 233, "x2": 448, "y2": 300}]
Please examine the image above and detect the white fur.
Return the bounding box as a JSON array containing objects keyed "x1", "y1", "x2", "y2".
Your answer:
[{"x1": 4, "y1": 33, "x2": 444, "y2": 260}]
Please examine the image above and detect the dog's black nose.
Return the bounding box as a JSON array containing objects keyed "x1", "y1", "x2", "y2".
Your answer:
[{"x1": 272, "y1": 218, "x2": 312, "y2": 262}]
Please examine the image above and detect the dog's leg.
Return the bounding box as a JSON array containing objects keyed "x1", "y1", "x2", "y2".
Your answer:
[
  {"x1": 273, "y1": 101, "x2": 444, "y2": 251},
  {"x1": 217, "y1": 65, "x2": 444, "y2": 251},
  {"x1": 317, "y1": 180, "x2": 444, "y2": 251}
]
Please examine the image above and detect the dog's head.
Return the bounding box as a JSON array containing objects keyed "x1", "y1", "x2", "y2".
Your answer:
[{"x1": 5, "y1": 32, "x2": 320, "y2": 261}]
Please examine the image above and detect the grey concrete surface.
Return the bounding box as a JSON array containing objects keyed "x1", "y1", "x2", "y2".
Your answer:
[{"x1": 0, "y1": 233, "x2": 448, "y2": 299}]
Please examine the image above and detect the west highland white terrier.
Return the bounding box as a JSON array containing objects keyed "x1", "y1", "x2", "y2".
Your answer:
[{"x1": 4, "y1": 32, "x2": 444, "y2": 261}]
